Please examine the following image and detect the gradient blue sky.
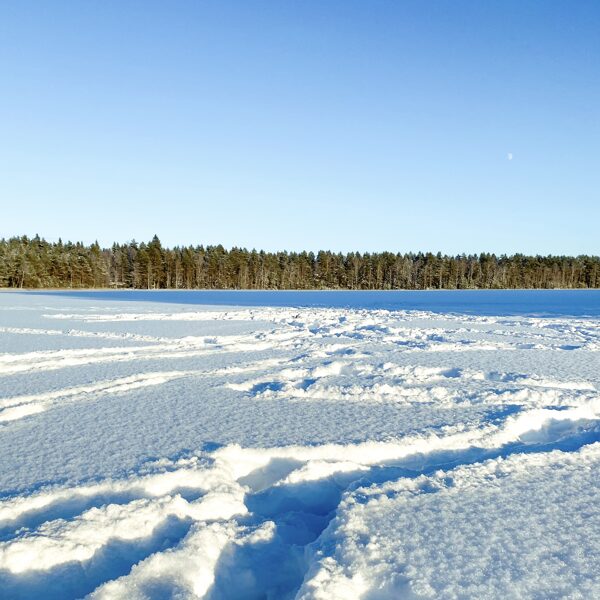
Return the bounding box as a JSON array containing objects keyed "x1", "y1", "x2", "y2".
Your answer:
[{"x1": 1, "y1": 1, "x2": 598, "y2": 254}]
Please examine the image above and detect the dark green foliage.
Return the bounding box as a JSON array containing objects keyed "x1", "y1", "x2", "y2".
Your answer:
[{"x1": 0, "y1": 235, "x2": 598, "y2": 289}]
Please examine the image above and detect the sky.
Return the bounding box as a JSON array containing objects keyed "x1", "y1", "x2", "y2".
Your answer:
[{"x1": 1, "y1": 1, "x2": 598, "y2": 255}]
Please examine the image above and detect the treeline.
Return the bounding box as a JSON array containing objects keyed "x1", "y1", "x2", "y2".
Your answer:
[{"x1": 1, "y1": 235, "x2": 599, "y2": 290}]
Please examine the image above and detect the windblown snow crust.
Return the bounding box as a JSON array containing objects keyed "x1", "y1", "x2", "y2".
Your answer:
[{"x1": 0, "y1": 293, "x2": 599, "y2": 599}]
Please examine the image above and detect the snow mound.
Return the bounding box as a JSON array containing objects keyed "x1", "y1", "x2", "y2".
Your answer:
[{"x1": 300, "y1": 443, "x2": 600, "y2": 599}]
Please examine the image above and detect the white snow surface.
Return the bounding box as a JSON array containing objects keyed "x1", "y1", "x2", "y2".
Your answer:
[{"x1": 0, "y1": 292, "x2": 599, "y2": 599}]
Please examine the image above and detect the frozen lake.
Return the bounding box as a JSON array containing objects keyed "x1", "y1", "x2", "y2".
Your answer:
[
  {"x1": 24, "y1": 288, "x2": 600, "y2": 317},
  {"x1": 0, "y1": 290, "x2": 599, "y2": 599}
]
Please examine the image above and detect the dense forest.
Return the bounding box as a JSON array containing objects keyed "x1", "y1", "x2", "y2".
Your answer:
[{"x1": 1, "y1": 235, "x2": 599, "y2": 290}]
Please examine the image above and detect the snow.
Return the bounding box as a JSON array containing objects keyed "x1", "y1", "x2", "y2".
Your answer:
[
  {"x1": 0, "y1": 291, "x2": 599, "y2": 599},
  {"x1": 299, "y1": 445, "x2": 600, "y2": 599}
]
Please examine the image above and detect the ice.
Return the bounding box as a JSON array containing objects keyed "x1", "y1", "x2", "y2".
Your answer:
[{"x1": 0, "y1": 291, "x2": 599, "y2": 599}]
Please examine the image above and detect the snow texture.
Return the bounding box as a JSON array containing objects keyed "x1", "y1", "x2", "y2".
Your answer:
[{"x1": 0, "y1": 292, "x2": 599, "y2": 599}]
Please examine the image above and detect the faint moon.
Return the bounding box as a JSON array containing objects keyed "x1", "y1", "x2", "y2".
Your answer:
[{"x1": 507, "y1": 152, "x2": 513, "y2": 161}]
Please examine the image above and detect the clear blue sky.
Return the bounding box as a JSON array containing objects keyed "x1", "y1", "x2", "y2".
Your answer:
[{"x1": 1, "y1": 1, "x2": 598, "y2": 255}]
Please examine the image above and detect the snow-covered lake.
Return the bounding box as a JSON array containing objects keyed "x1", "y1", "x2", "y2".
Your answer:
[
  {"x1": 26, "y1": 288, "x2": 600, "y2": 316},
  {"x1": 1, "y1": 290, "x2": 599, "y2": 599}
]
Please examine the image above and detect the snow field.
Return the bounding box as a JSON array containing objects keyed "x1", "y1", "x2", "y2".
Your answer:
[{"x1": 0, "y1": 293, "x2": 599, "y2": 598}]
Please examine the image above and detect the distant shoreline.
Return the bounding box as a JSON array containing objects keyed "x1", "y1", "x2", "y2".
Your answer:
[
  {"x1": 2, "y1": 235, "x2": 599, "y2": 290},
  {"x1": 3, "y1": 287, "x2": 600, "y2": 293}
]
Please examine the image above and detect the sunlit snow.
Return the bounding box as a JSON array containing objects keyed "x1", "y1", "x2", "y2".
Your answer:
[{"x1": 0, "y1": 291, "x2": 599, "y2": 599}]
